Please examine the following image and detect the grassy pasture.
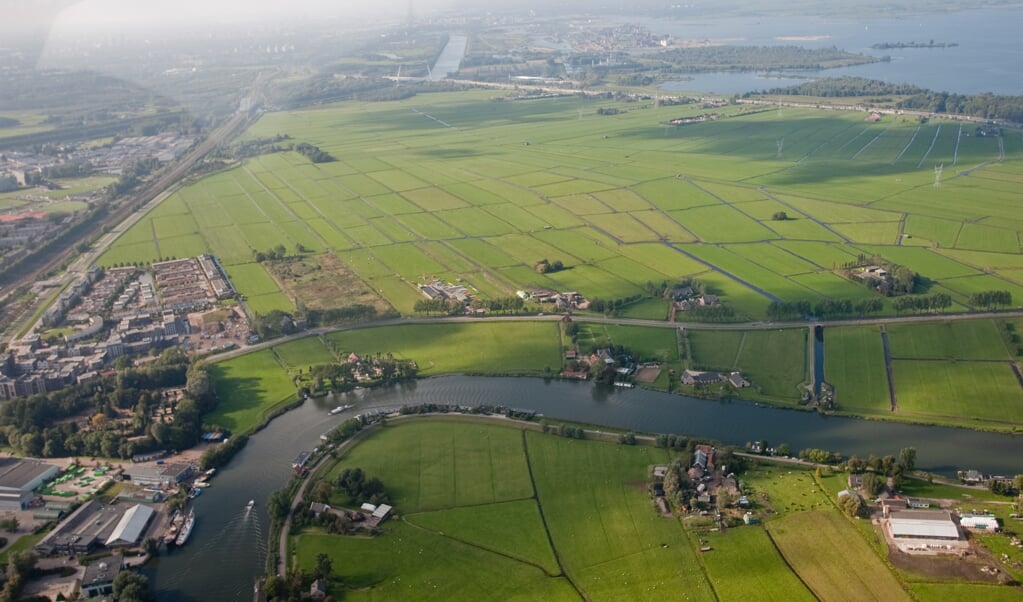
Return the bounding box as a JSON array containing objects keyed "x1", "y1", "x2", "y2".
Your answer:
[
  {"x1": 886, "y1": 320, "x2": 1010, "y2": 360},
  {"x1": 96, "y1": 94, "x2": 1023, "y2": 323},
  {"x1": 726, "y1": 243, "x2": 819, "y2": 276},
  {"x1": 891, "y1": 360, "x2": 1023, "y2": 425},
  {"x1": 734, "y1": 329, "x2": 808, "y2": 400},
  {"x1": 206, "y1": 350, "x2": 295, "y2": 433},
  {"x1": 273, "y1": 337, "x2": 336, "y2": 372},
  {"x1": 911, "y1": 583, "x2": 1023, "y2": 602},
  {"x1": 574, "y1": 324, "x2": 679, "y2": 364},
  {"x1": 767, "y1": 510, "x2": 910, "y2": 602},
  {"x1": 324, "y1": 322, "x2": 561, "y2": 375},
  {"x1": 688, "y1": 330, "x2": 743, "y2": 371},
  {"x1": 824, "y1": 326, "x2": 890, "y2": 414},
  {"x1": 325, "y1": 421, "x2": 533, "y2": 511},
  {"x1": 406, "y1": 499, "x2": 560, "y2": 575},
  {"x1": 295, "y1": 526, "x2": 578, "y2": 602},
  {"x1": 696, "y1": 528, "x2": 816, "y2": 602},
  {"x1": 525, "y1": 431, "x2": 715, "y2": 601}
]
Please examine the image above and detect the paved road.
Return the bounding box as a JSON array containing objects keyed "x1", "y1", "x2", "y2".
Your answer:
[
  {"x1": 276, "y1": 424, "x2": 373, "y2": 577},
  {"x1": 213, "y1": 309, "x2": 1023, "y2": 364}
]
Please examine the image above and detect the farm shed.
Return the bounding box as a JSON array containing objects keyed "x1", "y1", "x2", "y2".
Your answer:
[
  {"x1": 886, "y1": 510, "x2": 961, "y2": 541},
  {"x1": 959, "y1": 513, "x2": 999, "y2": 531}
]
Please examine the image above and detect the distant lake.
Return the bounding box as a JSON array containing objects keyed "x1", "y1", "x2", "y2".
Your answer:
[{"x1": 640, "y1": 7, "x2": 1023, "y2": 95}]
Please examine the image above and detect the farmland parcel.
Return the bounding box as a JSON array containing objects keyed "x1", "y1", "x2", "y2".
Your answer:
[{"x1": 98, "y1": 92, "x2": 1023, "y2": 323}]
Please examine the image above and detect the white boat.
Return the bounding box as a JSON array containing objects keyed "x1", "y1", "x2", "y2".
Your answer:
[
  {"x1": 194, "y1": 481, "x2": 211, "y2": 489},
  {"x1": 246, "y1": 499, "x2": 255, "y2": 510},
  {"x1": 328, "y1": 404, "x2": 353, "y2": 415},
  {"x1": 204, "y1": 468, "x2": 217, "y2": 478},
  {"x1": 175, "y1": 509, "x2": 195, "y2": 546}
]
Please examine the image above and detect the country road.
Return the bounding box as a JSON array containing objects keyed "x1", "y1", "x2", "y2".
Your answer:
[{"x1": 211, "y1": 308, "x2": 1023, "y2": 363}]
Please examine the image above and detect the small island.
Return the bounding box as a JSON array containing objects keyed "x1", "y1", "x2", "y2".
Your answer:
[{"x1": 871, "y1": 40, "x2": 958, "y2": 49}]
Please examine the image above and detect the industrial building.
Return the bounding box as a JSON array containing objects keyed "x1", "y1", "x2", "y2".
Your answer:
[
  {"x1": 79, "y1": 559, "x2": 124, "y2": 598},
  {"x1": 35, "y1": 501, "x2": 155, "y2": 555},
  {"x1": 0, "y1": 457, "x2": 59, "y2": 509},
  {"x1": 123, "y1": 462, "x2": 194, "y2": 486},
  {"x1": 105, "y1": 504, "x2": 156, "y2": 547},
  {"x1": 886, "y1": 510, "x2": 962, "y2": 541}
]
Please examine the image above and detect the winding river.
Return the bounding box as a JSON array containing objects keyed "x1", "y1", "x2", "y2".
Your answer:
[{"x1": 152, "y1": 375, "x2": 1023, "y2": 600}]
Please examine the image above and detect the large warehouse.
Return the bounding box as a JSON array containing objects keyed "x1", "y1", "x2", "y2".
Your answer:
[
  {"x1": 0, "y1": 457, "x2": 59, "y2": 509},
  {"x1": 35, "y1": 501, "x2": 156, "y2": 555},
  {"x1": 886, "y1": 510, "x2": 962, "y2": 541}
]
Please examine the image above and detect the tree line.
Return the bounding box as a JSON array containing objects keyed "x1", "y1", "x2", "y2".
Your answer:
[
  {"x1": 969, "y1": 290, "x2": 1012, "y2": 308},
  {"x1": 766, "y1": 298, "x2": 884, "y2": 320},
  {"x1": 753, "y1": 76, "x2": 1023, "y2": 123},
  {"x1": 656, "y1": 46, "x2": 882, "y2": 73},
  {"x1": 892, "y1": 292, "x2": 952, "y2": 312},
  {"x1": 294, "y1": 142, "x2": 335, "y2": 164}
]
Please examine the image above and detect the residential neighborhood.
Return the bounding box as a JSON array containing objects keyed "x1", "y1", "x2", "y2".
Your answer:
[{"x1": 0, "y1": 255, "x2": 239, "y2": 400}]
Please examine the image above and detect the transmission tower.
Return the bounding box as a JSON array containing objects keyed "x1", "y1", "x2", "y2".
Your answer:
[
  {"x1": 776, "y1": 138, "x2": 784, "y2": 159},
  {"x1": 934, "y1": 164, "x2": 943, "y2": 188}
]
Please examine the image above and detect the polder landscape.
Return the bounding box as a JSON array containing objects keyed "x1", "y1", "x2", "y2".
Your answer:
[
  {"x1": 6, "y1": 3, "x2": 1023, "y2": 601},
  {"x1": 94, "y1": 81, "x2": 1023, "y2": 599},
  {"x1": 105, "y1": 91, "x2": 1023, "y2": 432}
]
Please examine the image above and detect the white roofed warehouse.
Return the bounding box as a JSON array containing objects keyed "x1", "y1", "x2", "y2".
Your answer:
[
  {"x1": 884, "y1": 509, "x2": 969, "y2": 554},
  {"x1": 105, "y1": 504, "x2": 156, "y2": 547},
  {"x1": 887, "y1": 510, "x2": 961, "y2": 540}
]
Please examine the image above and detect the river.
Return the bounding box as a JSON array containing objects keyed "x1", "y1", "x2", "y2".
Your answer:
[
  {"x1": 430, "y1": 35, "x2": 468, "y2": 80},
  {"x1": 152, "y1": 375, "x2": 1023, "y2": 600}
]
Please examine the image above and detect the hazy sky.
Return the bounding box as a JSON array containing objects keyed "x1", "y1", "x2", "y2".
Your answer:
[{"x1": 7, "y1": 0, "x2": 458, "y2": 39}]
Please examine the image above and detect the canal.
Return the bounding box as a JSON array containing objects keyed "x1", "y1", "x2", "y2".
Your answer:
[{"x1": 153, "y1": 375, "x2": 1023, "y2": 600}]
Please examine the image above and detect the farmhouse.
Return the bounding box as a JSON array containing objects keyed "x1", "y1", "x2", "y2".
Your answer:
[
  {"x1": 419, "y1": 280, "x2": 471, "y2": 303},
  {"x1": 727, "y1": 372, "x2": 750, "y2": 388},
  {"x1": 0, "y1": 457, "x2": 59, "y2": 509},
  {"x1": 681, "y1": 369, "x2": 722, "y2": 385}
]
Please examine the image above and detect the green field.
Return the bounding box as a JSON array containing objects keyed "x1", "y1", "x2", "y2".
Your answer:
[
  {"x1": 206, "y1": 350, "x2": 296, "y2": 433},
  {"x1": 696, "y1": 527, "x2": 816, "y2": 602},
  {"x1": 294, "y1": 418, "x2": 989, "y2": 601},
  {"x1": 324, "y1": 322, "x2": 561, "y2": 375},
  {"x1": 300, "y1": 419, "x2": 717, "y2": 601},
  {"x1": 273, "y1": 337, "x2": 336, "y2": 372},
  {"x1": 324, "y1": 421, "x2": 533, "y2": 511},
  {"x1": 686, "y1": 328, "x2": 807, "y2": 402},
  {"x1": 767, "y1": 510, "x2": 910, "y2": 601},
  {"x1": 886, "y1": 320, "x2": 1011, "y2": 360},
  {"x1": 824, "y1": 326, "x2": 891, "y2": 414},
  {"x1": 910, "y1": 583, "x2": 1023, "y2": 602},
  {"x1": 407, "y1": 499, "x2": 560, "y2": 574},
  {"x1": 295, "y1": 525, "x2": 578, "y2": 602},
  {"x1": 525, "y1": 431, "x2": 715, "y2": 601},
  {"x1": 891, "y1": 360, "x2": 1023, "y2": 425},
  {"x1": 94, "y1": 93, "x2": 1023, "y2": 321}
]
